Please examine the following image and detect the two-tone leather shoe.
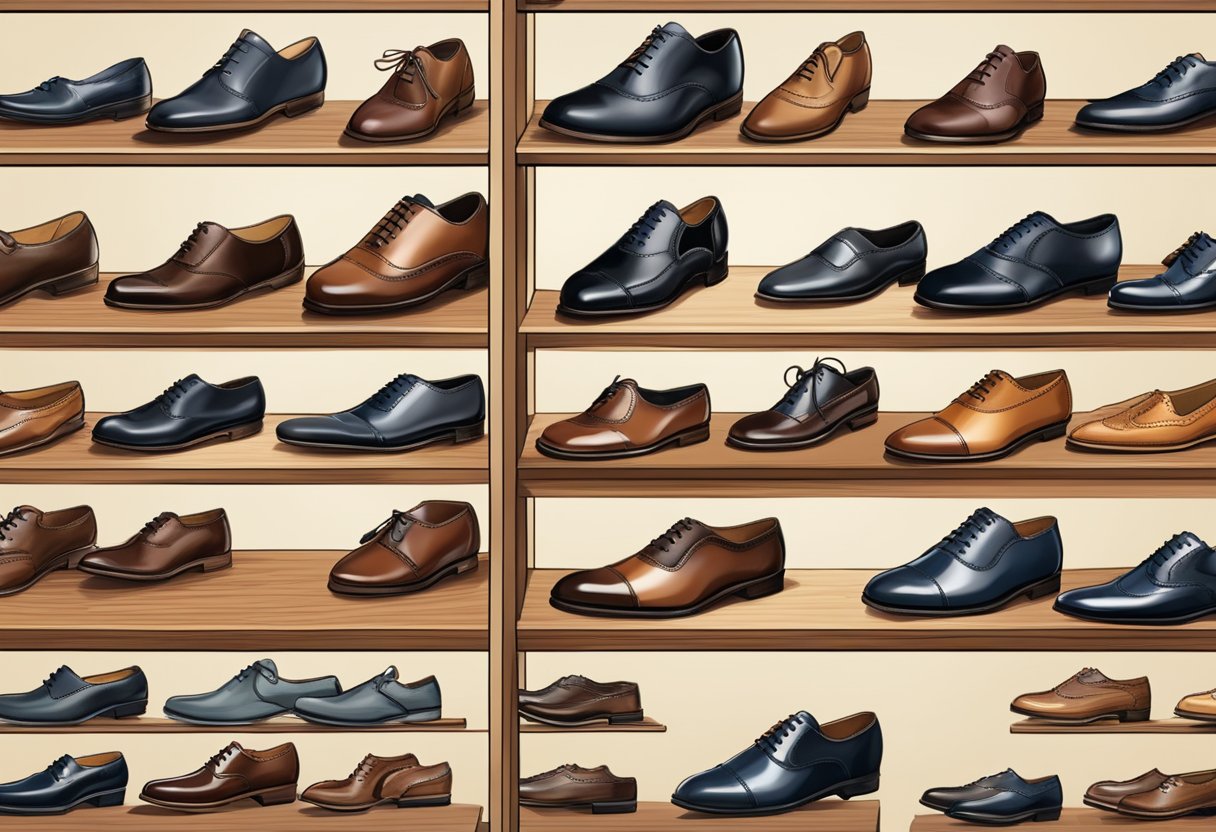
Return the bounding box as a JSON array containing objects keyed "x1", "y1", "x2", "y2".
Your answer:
[
  {"x1": 1068, "y1": 376, "x2": 1216, "y2": 452},
  {"x1": 1077, "y1": 53, "x2": 1216, "y2": 132},
  {"x1": 0, "y1": 753, "x2": 127, "y2": 815},
  {"x1": 0, "y1": 58, "x2": 151, "y2": 125},
  {"x1": 1085, "y1": 770, "x2": 1170, "y2": 811},
  {"x1": 520, "y1": 764, "x2": 637, "y2": 814},
  {"x1": 92, "y1": 375, "x2": 265, "y2": 452},
  {"x1": 78, "y1": 509, "x2": 232, "y2": 581},
  {"x1": 346, "y1": 40, "x2": 476, "y2": 143},
  {"x1": 0, "y1": 382, "x2": 85, "y2": 457},
  {"x1": 163, "y1": 659, "x2": 340, "y2": 726},
  {"x1": 0, "y1": 212, "x2": 99, "y2": 307},
  {"x1": 0, "y1": 505, "x2": 96, "y2": 597},
  {"x1": 1011, "y1": 668, "x2": 1151, "y2": 724},
  {"x1": 0, "y1": 666, "x2": 147, "y2": 725},
  {"x1": 139, "y1": 742, "x2": 299, "y2": 811},
  {"x1": 293, "y1": 666, "x2": 441, "y2": 726},
  {"x1": 301, "y1": 754, "x2": 452, "y2": 811},
  {"x1": 922, "y1": 770, "x2": 1063, "y2": 824},
  {"x1": 1110, "y1": 233, "x2": 1216, "y2": 312},
  {"x1": 518, "y1": 676, "x2": 642, "y2": 727}
]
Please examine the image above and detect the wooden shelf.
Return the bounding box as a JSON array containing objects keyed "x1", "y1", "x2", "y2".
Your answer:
[
  {"x1": 0, "y1": 413, "x2": 487, "y2": 485},
  {"x1": 0, "y1": 272, "x2": 487, "y2": 349},
  {"x1": 0, "y1": 550, "x2": 488, "y2": 650},
  {"x1": 1011, "y1": 717, "x2": 1216, "y2": 734},
  {"x1": 519, "y1": 567, "x2": 1216, "y2": 651},
  {"x1": 522, "y1": 800, "x2": 878, "y2": 830},
  {"x1": 520, "y1": 716, "x2": 666, "y2": 732},
  {"x1": 0, "y1": 100, "x2": 487, "y2": 166},
  {"x1": 0, "y1": 716, "x2": 473, "y2": 733},
  {"x1": 912, "y1": 809, "x2": 1210, "y2": 830},
  {"x1": 6, "y1": 1, "x2": 487, "y2": 7},
  {"x1": 518, "y1": 100, "x2": 1216, "y2": 166},
  {"x1": 0, "y1": 803, "x2": 483, "y2": 830},
  {"x1": 522, "y1": 0, "x2": 1212, "y2": 8}
]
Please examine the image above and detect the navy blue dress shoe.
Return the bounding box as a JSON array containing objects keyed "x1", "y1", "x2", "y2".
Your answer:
[
  {"x1": 914, "y1": 212, "x2": 1122, "y2": 311},
  {"x1": 147, "y1": 30, "x2": 326, "y2": 133},
  {"x1": 923, "y1": 770, "x2": 1063, "y2": 824},
  {"x1": 92, "y1": 374, "x2": 266, "y2": 452},
  {"x1": 293, "y1": 666, "x2": 441, "y2": 726},
  {"x1": 1109, "y1": 232, "x2": 1216, "y2": 312},
  {"x1": 671, "y1": 711, "x2": 881, "y2": 816},
  {"x1": 0, "y1": 58, "x2": 151, "y2": 125},
  {"x1": 1077, "y1": 54, "x2": 1216, "y2": 132},
  {"x1": 164, "y1": 659, "x2": 340, "y2": 726},
  {"x1": 541, "y1": 21, "x2": 743, "y2": 143},
  {"x1": 275, "y1": 373, "x2": 484, "y2": 452},
  {"x1": 1055, "y1": 532, "x2": 1216, "y2": 625},
  {"x1": 0, "y1": 753, "x2": 127, "y2": 815},
  {"x1": 862, "y1": 508, "x2": 1063, "y2": 616},
  {"x1": 0, "y1": 666, "x2": 147, "y2": 726}
]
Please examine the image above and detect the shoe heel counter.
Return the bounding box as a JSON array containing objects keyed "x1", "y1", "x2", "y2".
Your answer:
[{"x1": 711, "y1": 201, "x2": 729, "y2": 259}]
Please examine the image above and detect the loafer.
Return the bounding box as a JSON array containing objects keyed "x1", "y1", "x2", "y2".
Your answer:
[
  {"x1": 518, "y1": 676, "x2": 643, "y2": 727},
  {"x1": 163, "y1": 659, "x2": 340, "y2": 726},
  {"x1": 915, "y1": 212, "x2": 1122, "y2": 310},
  {"x1": 558, "y1": 197, "x2": 728, "y2": 317},
  {"x1": 1110, "y1": 232, "x2": 1216, "y2": 311},
  {"x1": 0, "y1": 753, "x2": 127, "y2": 815},
  {"x1": 922, "y1": 770, "x2": 1063, "y2": 824},
  {"x1": 301, "y1": 754, "x2": 452, "y2": 811},
  {"x1": 0, "y1": 212, "x2": 98, "y2": 308},
  {"x1": 1077, "y1": 53, "x2": 1216, "y2": 132},
  {"x1": 1010, "y1": 667, "x2": 1151, "y2": 724},
  {"x1": 540, "y1": 21, "x2": 742, "y2": 143},
  {"x1": 139, "y1": 742, "x2": 299, "y2": 812},
  {"x1": 293, "y1": 666, "x2": 441, "y2": 726},
  {"x1": 0, "y1": 58, "x2": 150, "y2": 125},
  {"x1": 92, "y1": 374, "x2": 266, "y2": 452},
  {"x1": 147, "y1": 30, "x2": 326, "y2": 133},
  {"x1": 0, "y1": 666, "x2": 147, "y2": 726},
  {"x1": 520, "y1": 765, "x2": 636, "y2": 813},
  {"x1": 1085, "y1": 770, "x2": 1170, "y2": 811},
  {"x1": 275, "y1": 373, "x2": 484, "y2": 452},
  {"x1": 345, "y1": 40, "x2": 476, "y2": 143},
  {"x1": 672, "y1": 711, "x2": 881, "y2": 815},
  {"x1": 862, "y1": 508, "x2": 1063, "y2": 616},
  {"x1": 78, "y1": 509, "x2": 232, "y2": 581},
  {"x1": 1068, "y1": 376, "x2": 1216, "y2": 453},
  {"x1": 757, "y1": 221, "x2": 926, "y2": 302}
]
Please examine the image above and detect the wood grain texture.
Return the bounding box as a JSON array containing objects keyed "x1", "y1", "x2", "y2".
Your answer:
[
  {"x1": 4, "y1": 0, "x2": 486, "y2": 7},
  {"x1": 522, "y1": 800, "x2": 878, "y2": 830},
  {"x1": 519, "y1": 100, "x2": 1216, "y2": 166},
  {"x1": 1010, "y1": 718, "x2": 1216, "y2": 734},
  {"x1": 523, "y1": 0, "x2": 1212, "y2": 8},
  {"x1": 0, "y1": 716, "x2": 472, "y2": 734},
  {"x1": 912, "y1": 809, "x2": 1215, "y2": 830},
  {"x1": 0, "y1": 413, "x2": 487, "y2": 485},
  {"x1": 519, "y1": 567, "x2": 1216, "y2": 651},
  {"x1": 520, "y1": 716, "x2": 666, "y2": 732},
  {"x1": 0, "y1": 551, "x2": 488, "y2": 650},
  {"x1": 0, "y1": 803, "x2": 483, "y2": 830},
  {"x1": 0, "y1": 100, "x2": 487, "y2": 166}
]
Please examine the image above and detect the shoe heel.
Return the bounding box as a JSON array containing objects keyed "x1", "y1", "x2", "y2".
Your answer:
[
  {"x1": 737, "y1": 571, "x2": 785, "y2": 600},
  {"x1": 1026, "y1": 101, "x2": 1045, "y2": 123},
  {"x1": 1120, "y1": 708, "x2": 1151, "y2": 722},
  {"x1": 1033, "y1": 807, "x2": 1062, "y2": 822},
  {"x1": 677, "y1": 425, "x2": 711, "y2": 447},
  {"x1": 456, "y1": 86, "x2": 477, "y2": 112},
  {"x1": 1036, "y1": 420, "x2": 1069, "y2": 443},
  {"x1": 1026, "y1": 573, "x2": 1061, "y2": 601},
  {"x1": 455, "y1": 554, "x2": 480, "y2": 575},
  {"x1": 896, "y1": 263, "x2": 926, "y2": 287},
  {"x1": 848, "y1": 408, "x2": 879, "y2": 431},
  {"x1": 46, "y1": 263, "x2": 99, "y2": 296},
  {"x1": 713, "y1": 92, "x2": 743, "y2": 122},
  {"x1": 456, "y1": 261, "x2": 490, "y2": 291},
  {"x1": 200, "y1": 551, "x2": 233, "y2": 573},
  {"x1": 704, "y1": 254, "x2": 729, "y2": 287},
  {"x1": 608, "y1": 711, "x2": 644, "y2": 724},
  {"x1": 838, "y1": 773, "x2": 880, "y2": 800},
  {"x1": 88, "y1": 789, "x2": 125, "y2": 808},
  {"x1": 226, "y1": 421, "x2": 263, "y2": 441},
  {"x1": 849, "y1": 87, "x2": 871, "y2": 113},
  {"x1": 1082, "y1": 274, "x2": 1119, "y2": 296},
  {"x1": 65, "y1": 544, "x2": 96, "y2": 569},
  {"x1": 284, "y1": 91, "x2": 325, "y2": 118},
  {"x1": 269, "y1": 264, "x2": 305, "y2": 290},
  {"x1": 105, "y1": 700, "x2": 147, "y2": 719},
  {"x1": 109, "y1": 94, "x2": 152, "y2": 120},
  {"x1": 452, "y1": 422, "x2": 485, "y2": 444},
  {"x1": 398, "y1": 794, "x2": 452, "y2": 807},
  {"x1": 252, "y1": 785, "x2": 297, "y2": 806},
  {"x1": 592, "y1": 800, "x2": 637, "y2": 814}
]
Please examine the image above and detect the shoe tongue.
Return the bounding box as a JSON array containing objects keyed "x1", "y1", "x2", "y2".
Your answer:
[
  {"x1": 660, "y1": 21, "x2": 689, "y2": 37},
  {"x1": 258, "y1": 658, "x2": 278, "y2": 676},
  {"x1": 818, "y1": 43, "x2": 844, "y2": 77},
  {"x1": 993, "y1": 44, "x2": 1015, "y2": 58},
  {"x1": 47, "y1": 666, "x2": 86, "y2": 696},
  {"x1": 239, "y1": 29, "x2": 272, "y2": 53},
  {"x1": 1194, "y1": 52, "x2": 1207, "y2": 62},
  {"x1": 411, "y1": 194, "x2": 435, "y2": 209},
  {"x1": 654, "y1": 199, "x2": 678, "y2": 215},
  {"x1": 1077, "y1": 667, "x2": 1109, "y2": 682},
  {"x1": 16, "y1": 505, "x2": 41, "y2": 517},
  {"x1": 378, "y1": 665, "x2": 400, "y2": 683},
  {"x1": 794, "y1": 710, "x2": 819, "y2": 732},
  {"x1": 1171, "y1": 531, "x2": 1207, "y2": 553}
]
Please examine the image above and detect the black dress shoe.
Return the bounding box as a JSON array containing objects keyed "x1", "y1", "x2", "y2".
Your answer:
[
  {"x1": 922, "y1": 770, "x2": 1063, "y2": 824},
  {"x1": 1077, "y1": 54, "x2": 1216, "y2": 132},
  {"x1": 92, "y1": 375, "x2": 266, "y2": 452},
  {"x1": 558, "y1": 197, "x2": 728, "y2": 317},
  {"x1": 0, "y1": 58, "x2": 151, "y2": 125},
  {"x1": 147, "y1": 30, "x2": 326, "y2": 133},
  {"x1": 1110, "y1": 232, "x2": 1216, "y2": 312},
  {"x1": 757, "y1": 221, "x2": 927, "y2": 302},
  {"x1": 915, "y1": 212, "x2": 1122, "y2": 311},
  {"x1": 541, "y1": 21, "x2": 743, "y2": 143},
  {"x1": 0, "y1": 666, "x2": 147, "y2": 726},
  {"x1": 275, "y1": 373, "x2": 484, "y2": 451},
  {"x1": 0, "y1": 753, "x2": 127, "y2": 815}
]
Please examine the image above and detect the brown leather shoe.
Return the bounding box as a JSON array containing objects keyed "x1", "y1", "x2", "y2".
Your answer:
[
  {"x1": 550, "y1": 517, "x2": 785, "y2": 618},
  {"x1": 1118, "y1": 770, "x2": 1216, "y2": 819},
  {"x1": 0, "y1": 505, "x2": 96, "y2": 597},
  {"x1": 328, "y1": 501, "x2": 480, "y2": 596},
  {"x1": 1175, "y1": 688, "x2": 1216, "y2": 721},
  {"x1": 140, "y1": 741, "x2": 299, "y2": 812},
  {"x1": 0, "y1": 211, "x2": 98, "y2": 306},
  {"x1": 104, "y1": 216, "x2": 304, "y2": 310},
  {"x1": 885, "y1": 369, "x2": 1071, "y2": 462},
  {"x1": 1011, "y1": 668, "x2": 1151, "y2": 724},
  {"x1": 905, "y1": 45, "x2": 1046, "y2": 143},
  {"x1": 301, "y1": 754, "x2": 452, "y2": 811},
  {"x1": 520, "y1": 764, "x2": 637, "y2": 814},
  {"x1": 1085, "y1": 770, "x2": 1170, "y2": 812},
  {"x1": 741, "y1": 31, "x2": 871, "y2": 142},
  {"x1": 0, "y1": 381, "x2": 85, "y2": 457},
  {"x1": 304, "y1": 193, "x2": 488, "y2": 315},
  {"x1": 518, "y1": 676, "x2": 642, "y2": 727},
  {"x1": 536, "y1": 377, "x2": 710, "y2": 460},
  {"x1": 78, "y1": 509, "x2": 231, "y2": 581},
  {"x1": 1068, "y1": 377, "x2": 1216, "y2": 453},
  {"x1": 346, "y1": 41, "x2": 476, "y2": 143}
]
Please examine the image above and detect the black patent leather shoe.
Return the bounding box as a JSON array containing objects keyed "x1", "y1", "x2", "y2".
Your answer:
[
  {"x1": 757, "y1": 221, "x2": 927, "y2": 302},
  {"x1": 1109, "y1": 232, "x2": 1216, "y2": 312},
  {"x1": 0, "y1": 666, "x2": 147, "y2": 726},
  {"x1": 0, "y1": 59, "x2": 151, "y2": 125},
  {"x1": 922, "y1": 770, "x2": 1063, "y2": 824},
  {"x1": 147, "y1": 30, "x2": 326, "y2": 133},
  {"x1": 541, "y1": 22, "x2": 743, "y2": 143},
  {"x1": 915, "y1": 212, "x2": 1122, "y2": 311},
  {"x1": 275, "y1": 373, "x2": 485, "y2": 451},
  {"x1": 1077, "y1": 54, "x2": 1216, "y2": 132},
  {"x1": 0, "y1": 753, "x2": 127, "y2": 815},
  {"x1": 92, "y1": 375, "x2": 266, "y2": 452},
  {"x1": 558, "y1": 197, "x2": 728, "y2": 317}
]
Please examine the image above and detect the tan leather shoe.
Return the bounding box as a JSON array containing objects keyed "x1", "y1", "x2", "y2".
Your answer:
[
  {"x1": 0, "y1": 505, "x2": 96, "y2": 597},
  {"x1": 0, "y1": 381, "x2": 85, "y2": 457},
  {"x1": 304, "y1": 193, "x2": 488, "y2": 315},
  {"x1": 520, "y1": 764, "x2": 637, "y2": 814},
  {"x1": 345, "y1": 40, "x2": 476, "y2": 143},
  {"x1": 1118, "y1": 770, "x2": 1216, "y2": 819},
  {"x1": 1068, "y1": 377, "x2": 1216, "y2": 452},
  {"x1": 1011, "y1": 668, "x2": 1151, "y2": 724},
  {"x1": 140, "y1": 741, "x2": 299, "y2": 812},
  {"x1": 78, "y1": 509, "x2": 231, "y2": 581},
  {"x1": 885, "y1": 369, "x2": 1071, "y2": 462},
  {"x1": 1175, "y1": 688, "x2": 1216, "y2": 721},
  {"x1": 1085, "y1": 770, "x2": 1170, "y2": 812},
  {"x1": 741, "y1": 31, "x2": 871, "y2": 142},
  {"x1": 301, "y1": 754, "x2": 452, "y2": 811},
  {"x1": 0, "y1": 211, "x2": 98, "y2": 306}
]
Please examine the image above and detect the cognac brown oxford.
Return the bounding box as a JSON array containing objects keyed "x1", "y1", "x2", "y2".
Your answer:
[
  {"x1": 0, "y1": 504, "x2": 96, "y2": 597},
  {"x1": 520, "y1": 764, "x2": 637, "y2": 814},
  {"x1": 1175, "y1": 687, "x2": 1216, "y2": 721},
  {"x1": 140, "y1": 741, "x2": 299, "y2": 812},
  {"x1": 1068, "y1": 377, "x2": 1216, "y2": 452},
  {"x1": 346, "y1": 40, "x2": 476, "y2": 143},
  {"x1": 0, "y1": 211, "x2": 98, "y2": 307},
  {"x1": 518, "y1": 676, "x2": 642, "y2": 727},
  {"x1": 1085, "y1": 770, "x2": 1170, "y2": 812},
  {"x1": 0, "y1": 381, "x2": 85, "y2": 457},
  {"x1": 1011, "y1": 667, "x2": 1151, "y2": 724},
  {"x1": 78, "y1": 509, "x2": 232, "y2": 581},
  {"x1": 885, "y1": 369, "x2": 1072, "y2": 462},
  {"x1": 301, "y1": 753, "x2": 452, "y2": 811},
  {"x1": 550, "y1": 516, "x2": 785, "y2": 618},
  {"x1": 1118, "y1": 770, "x2": 1216, "y2": 819}
]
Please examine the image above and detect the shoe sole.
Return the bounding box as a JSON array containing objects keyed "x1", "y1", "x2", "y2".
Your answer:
[
  {"x1": 344, "y1": 85, "x2": 476, "y2": 143},
  {"x1": 914, "y1": 273, "x2": 1119, "y2": 312},
  {"x1": 904, "y1": 101, "x2": 1044, "y2": 144},
  {"x1": 0, "y1": 413, "x2": 85, "y2": 459},
  {"x1": 861, "y1": 571, "x2": 1061, "y2": 617},
  {"x1": 1175, "y1": 707, "x2": 1216, "y2": 722},
  {"x1": 139, "y1": 783, "x2": 297, "y2": 812},
  {"x1": 535, "y1": 421, "x2": 709, "y2": 461},
  {"x1": 671, "y1": 771, "x2": 879, "y2": 816},
  {"x1": 299, "y1": 794, "x2": 452, "y2": 812},
  {"x1": 1067, "y1": 432, "x2": 1216, "y2": 453},
  {"x1": 103, "y1": 262, "x2": 304, "y2": 311},
  {"x1": 539, "y1": 91, "x2": 742, "y2": 144},
  {"x1": 549, "y1": 568, "x2": 785, "y2": 619},
  {"x1": 0, "y1": 542, "x2": 95, "y2": 598},
  {"x1": 160, "y1": 708, "x2": 291, "y2": 727},
  {"x1": 740, "y1": 87, "x2": 870, "y2": 143},
  {"x1": 277, "y1": 421, "x2": 484, "y2": 453},
  {"x1": 0, "y1": 94, "x2": 151, "y2": 125},
  {"x1": 1083, "y1": 796, "x2": 1123, "y2": 812},
  {"x1": 556, "y1": 255, "x2": 728, "y2": 318},
  {"x1": 946, "y1": 806, "x2": 1062, "y2": 824},
  {"x1": 146, "y1": 90, "x2": 324, "y2": 134},
  {"x1": 1009, "y1": 704, "x2": 1150, "y2": 724},
  {"x1": 302, "y1": 259, "x2": 488, "y2": 316},
  {"x1": 92, "y1": 420, "x2": 263, "y2": 452},
  {"x1": 0, "y1": 262, "x2": 99, "y2": 308},
  {"x1": 884, "y1": 418, "x2": 1070, "y2": 463},
  {"x1": 519, "y1": 710, "x2": 645, "y2": 728},
  {"x1": 1076, "y1": 109, "x2": 1216, "y2": 133},
  {"x1": 293, "y1": 708, "x2": 443, "y2": 728},
  {"x1": 78, "y1": 551, "x2": 232, "y2": 581},
  {"x1": 1053, "y1": 601, "x2": 1216, "y2": 626},
  {"x1": 0, "y1": 699, "x2": 147, "y2": 727},
  {"x1": 726, "y1": 404, "x2": 878, "y2": 451},
  {"x1": 755, "y1": 262, "x2": 924, "y2": 304},
  {"x1": 521, "y1": 798, "x2": 637, "y2": 814},
  {"x1": 0, "y1": 787, "x2": 125, "y2": 815},
  {"x1": 328, "y1": 551, "x2": 479, "y2": 596}
]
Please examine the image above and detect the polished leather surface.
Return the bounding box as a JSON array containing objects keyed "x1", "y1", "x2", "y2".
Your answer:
[
  {"x1": 140, "y1": 742, "x2": 298, "y2": 809},
  {"x1": 0, "y1": 382, "x2": 84, "y2": 458},
  {"x1": 0, "y1": 666, "x2": 147, "y2": 726},
  {"x1": 148, "y1": 30, "x2": 326, "y2": 131},
  {"x1": 79, "y1": 509, "x2": 231, "y2": 580},
  {"x1": 1085, "y1": 770, "x2": 1169, "y2": 810},
  {"x1": 559, "y1": 197, "x2": 728, "y2": 316},
  {"x1": 276, "y1": 373, "x2": 484, "y2": 450},
  {"x1": 106, "y1": 216, "x2": 304, "y2": 309},
  {"x1": 863, "y1": 508, "x2": 1062, "y2": 614},
  {"x1": 347, "y1": 40, "x2": 475, "y2": 141},
  {"x1": 672, "y1": 711, "x2": 881, "y2": 814},
  {"x1": 906, "y1": 45, "x2": 1046, "y2": 142},
  {"x1": 93, "y1": 375, "x2": 265, "y2": 450},
  {"x1": 924, "y1": 770, "x2": 1062, "y2": 822},
  {"x1": 729, "y1": 359, "x2": 879, "y2": 449},
  {"x1": 758, "y1": 222, "x2": 925, "y2": 302},
  {"x1": 163, "y1": 659, "x2": 340, "y2": 725},
  {"x1": 0, "y1": 753, "x2": 127, "y2": 814},
  {"x1": 518, "y1": 676, "x2": 642, "y2": 724},
  {"x1": 1177, "y1": 689, "x2": 1216, "y2": 719},
  {"x1": 1111, "y1": 233, "x2": 1216, "y2": 311},
  {"x1": 305, "y1": 193, "x2": 488, "y2": 314},
  {"x1": 0, "y1": 58, "x2": 150, "y2": 124},
  {"x1": 1119, "y1": 770, "x2": 1216, "y2": 818},
  {"x1": 1055, "y1": 532, "x2": 1216, "y2": 624},
  {"x1": 915, "y1": 212, "x2": 1122, "y2": 310},
  {"x1": 1078, "y1": 54, "x2": 1216, "y2": 131},
  {"x1": 541, "y1": 21, "x2": 743, "y2": 141},
  {"x1": 1011, "y1": 668, "x2": 1151, "y2": 722},
  {"x1": 1069, "y1": 378, "x2": 1216, "y2": 451},
  {"x1": 294, "y1": 666, "x2": 441, "y2": 726},
  {"x1": 0, "y1": 212, "x2": 98, "y2": 306},
  {"x1": 302, "y1": 754, "x2": 451, "y2": 809},
  {"x1": 0, "y1": 504, "x2": 95, "y2": 597},
  {"x1": 519, "y1": 765, "x2": 636, "y2": 807}
]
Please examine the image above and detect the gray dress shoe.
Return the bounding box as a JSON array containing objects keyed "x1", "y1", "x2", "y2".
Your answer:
[
  {"x1": 163, "y1": 659, "x2": 340, "y2": 725},
  {"x1": 293, "y1": 666, "x2": 441, "y2": 726}
]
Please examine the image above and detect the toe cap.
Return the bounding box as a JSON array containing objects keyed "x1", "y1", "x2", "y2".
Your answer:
[
  {"x1": 672, "y1": 766, "x2": 755, "y2": 811},
  {"x1": 276, "y1": 414, "x2": 378, "y2": 446},
  {"x1": 885, "y1": 416, "x2": 969, "y2": 457},
  {"x1": 1108, "y1": 278, "x2": 1178, "y2": 308},
  {"x1": 863, "y1": 566, "x2": 946, "y2": 611},
  {"x1": 559, "y1": 271, "x2": 630, "y2": 314},
  {"x1": 550, "y1": 567, "x2": 635, "y2": 610}
]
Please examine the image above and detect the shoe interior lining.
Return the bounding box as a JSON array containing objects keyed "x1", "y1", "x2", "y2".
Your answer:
[
  {"x1": 428, "y1": 39, "x2": 463, "y2": 61},
  {"x1": 278, "y1": 37, "x2": 318, "y2": 61},
  {"x1": 1015, "y1": 370, "x2": 1062, "y2": 391},
  {"x1": 838, "y1": 31, "x2": 866, "y2": 53},
  {"x1": 712, "y1": 518, "x2": 777, "y2": 543},
  {"x1": 820, "y1": 712, "x2": 875, "y2": 739},
  {"x1": 77, "y1": 752, "x2": 123, "y2": 767},
  {"x1": 638, "y1": 384, "x2": 704, "y2": 406},
  {"x1": 1169, "y1": 377, "x2": 1216, "y2": 416},
  {"x1": 11, "y1": 212, "x2": 84, "y2": 245},
  {"x1": 678, "y1": 198, "x2": 715, "y2": 226},
  {"x1": 856, "y1": 221, "x2": 919, "y2": 249},
  {"x1": 231, "y1": 216, "x2": 292, "y2": 243},
  {"x1": 1013, "y1": 516, "x2": 1055, "y2": 537},
  {"x1": 438, "y1": 194, "x2": 483, "y2": 224},
  {"x1": 83, "y1": 667, "x2": 139, "y2": 685}
]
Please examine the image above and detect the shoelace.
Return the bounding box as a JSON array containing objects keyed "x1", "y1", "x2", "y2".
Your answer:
[
  {"x1": 207, "y1": 745, "x2": 238, "y2": 769},
  {"x1": 1163, "y1": 231, "x2": 1213, "y2": 269},
  {"x1": 1152, "y1": 55, "x2": 1200, "y2": 87},
  {"x1": 1161, "y1": 777, "x2": 1181, "y2": 793},
  {"x1": 962, "y1": 371, "x2": 1002, "y2": 402},
  {"x1": 350, "y1": 754, "x2": 376, "y2": 782},
  {"x1": 1141, "y1": 533, "x2": 1192, "y2": 570},
  {"x1": 650, "y1": 518, "x2": 695, "y2": 552},
  {"x1": 369, "y1": 374, "x2": 417, "y2": 409},
  {"x1": 779, "y1": 357, "x2": 848, "y2": 418},
  {"x1": 939, "y1": 510, "x2": 997, "y2": 557},
  {"x1": 43, "y1": 667, "x2": 65, "y2": 689},
  {"x1": 0, "y1": 230, "x2": 15, "y2": 252},
  {"x1": 965, "y1": 50, "x2": 1007, "y2": 85},
  {"x1": 36, "y1": 77, "x2": 62, "y2": 92},
  {"x1": 990, "y1": 214, "x2": 1043, "y2": 251},
  {"x1": 369, "y1": 199, "x2": 422, "y2": 249},
  {"x1": 963, "y1": 770, "x2": 1008, "y2": 787},
  {"x1": 622, "y1": 203, "x2": 668, "y2": 248},
  {"x1": 210, "y1": 39, "x2": 250, "y2": 77},
  {"x1": 177, "y1": 223, "x2": 210, "y2": 255},
  {"x1": 0, "y1": 507, "x2": 27, "y2": 542},
  {"x1": 589, "y1": 375, "x2": 624, "y2": 410},
  {"x1": 140, "y1": 514, "x2": 171, "y2": 537},
  {"x1": 756, "y1": 713, "x2": 806, "y2": 753},
  {"x1": 156, "y1": 379, "x2": 193, "y2": 407},
  {"x1": 233, "y1": 661, "x2": 277, "y2": 684},
  {"x1": 620, "y1": 26, "x2": 670, "y2": 75},
  {"x1": 797, "y1": 45, "x2": 830, "y2": 82},
  {"x1": 360, "y1": 509, "x2": 410, "y2": 544},
  {"x1": 374, "y1": 49, "x2": 439, "y2": 99},
  {"x1": 44, "y1": 756, "x2": 72, "y2": 782}
]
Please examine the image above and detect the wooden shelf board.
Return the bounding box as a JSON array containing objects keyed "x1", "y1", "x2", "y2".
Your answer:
[
  {"x1": 522, "y1": 799, "x2": 878, "y2": 830},
  {"x1": 0, "y1": 803, "x2": 483, "y2": 830},
  {"x1": 523, "y1": 0, "x2": 1212, "y2": 8},
  {"x1": 520, "y1": 715, "x2": 667, "y2": 732},
  {"x1": 912, "y1": 808, "x2": 1212, "y2": 830},
  {"x1": 0, "y1": 550, "x2": 488, "y2": 650},
  {"x1": 0, "y1": 716, "x2": 474, "y2": 733},
  {"x1": 0, "y1": 413, "x2": 487, "y2": 485},
  {"x1": 1010, "y1": 717, "x2": 1216, "y2": 734},
  {"x1": 0, "y1": 100, "x2": 487, "y2": 166},
  {"x1": 519, "y1": 100, "x2": 1216, "y2": 166}
]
